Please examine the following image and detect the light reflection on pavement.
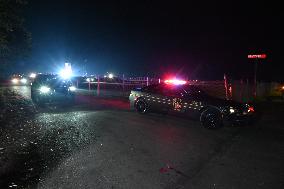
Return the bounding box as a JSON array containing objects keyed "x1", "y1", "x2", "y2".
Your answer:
[{"x1": 11, "y1": 85, "x2": 31, "y2": 99}]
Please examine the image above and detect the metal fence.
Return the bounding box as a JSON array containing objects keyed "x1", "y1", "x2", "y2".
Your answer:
[
  {"x1": 76, "y1": 76, "x2": 283, "y2": 101},
  {"x1": 77, "y1": 77, "x2": 228, "y2": 99},
  {"x1": 231, "y1": 81, "x2": 283, "y2": 102}
]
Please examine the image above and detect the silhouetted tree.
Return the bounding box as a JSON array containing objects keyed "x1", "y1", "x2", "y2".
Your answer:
[{"x1": 0, "y1": 0, "x2": 31, "y2": 74}]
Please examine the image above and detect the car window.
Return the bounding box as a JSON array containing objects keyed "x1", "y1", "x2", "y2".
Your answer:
[
  {"x1": 34, "y1": 75, "x2": 73, "y2": 87},
  {"x1": 183, "y1": 85, "x2": 208, "y2": 98},
  {"x1": 162, "y1": 86, "x2": 184, "y2": 97},
  {"x1": 35, "y1": 75, "x2": 57, "y2": 83},
  {"x1": 142, "y1": 84, "x2": 163, "y2": 94}
]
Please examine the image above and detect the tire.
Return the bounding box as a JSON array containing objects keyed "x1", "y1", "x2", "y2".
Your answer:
[
  {"x1": 200, "y1": 108, "x2": 223, "y2": 129},
  {"x1": 135, "y1": 100, "x2": 148, "y2": 114},
  {"x1": 31, "y1": 91, "x2": 44, "y2": 106},
  {"x1": 67, "y1": 94, "x2": 76, "y2": 105}
]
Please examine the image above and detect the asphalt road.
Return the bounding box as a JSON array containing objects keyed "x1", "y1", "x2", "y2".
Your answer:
[{"x1": 1, "y1": 86, "x2": 283, "y2": 189}]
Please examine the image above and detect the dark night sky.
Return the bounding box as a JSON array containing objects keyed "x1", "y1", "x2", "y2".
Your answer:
[{"x1": 20, "y1": 0, "x2": 281, "y2": 81}]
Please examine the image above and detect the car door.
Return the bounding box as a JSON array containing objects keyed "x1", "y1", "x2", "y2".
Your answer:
[
  {"x1": 161, "y1": 87, "x2": 187, "y2": 114},
  {"x1": 142, "y1": 85, "x2": 168, "y2": 112},
  {"x1": 182, "y1": 87, "x2": 205, "y2": 119}
]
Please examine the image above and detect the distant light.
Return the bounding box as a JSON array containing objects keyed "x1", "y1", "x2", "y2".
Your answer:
[
  {"x1": 165, "y1": 79, "x2": 187, "y2": 85},
  {"x1": 21, "y1": 78, "x2": 27, "y2": 84},
  {"x1": 108, "y1": 73, "x2": 114, "y2": 79},
  {"x1": 59, "y1": 69, "x2": 72, "y2": 79},
  {"x1": 12, "y1": 78, "x2": 19, "y2": 84},
  {"x1": 59, "y1": 62, "x2": 73, "y2": 79},
  {"x1": 39, "y1": 86, "x2": 50, "y2": 93},
  {"x1": 282, "y1": 86, "x2": 284, "y2": 90},
  {"x1": 86, "y1": 78, "x2": 90, "y2": 82},
  {"x1": 69, "y1": 86, "x2": 76, "y2": 91},
  {"x1": 229, "y1": 107, "x2": 235, "y2": 113},
  {"x1": 29, "y1": 73, "x2": 36, "y2": 78}
]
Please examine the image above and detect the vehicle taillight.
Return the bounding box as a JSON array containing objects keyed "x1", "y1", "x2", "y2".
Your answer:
[{"x1": 248, "y1": 106, "x2": 254, "y2": 112}]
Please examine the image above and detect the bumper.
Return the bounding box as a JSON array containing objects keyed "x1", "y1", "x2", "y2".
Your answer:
[{"x1": 35, "y1": 92, "x2": 75, "y2": 103}]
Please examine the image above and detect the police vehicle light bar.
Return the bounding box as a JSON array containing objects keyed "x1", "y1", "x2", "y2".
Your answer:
[{"x1": 164, "y1": 79, "x2": 187, "y2": 85}]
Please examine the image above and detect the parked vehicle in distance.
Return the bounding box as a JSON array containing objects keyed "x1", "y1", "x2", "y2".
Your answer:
[{"x1": 10, "y1": 74, "x2": 29, "y2": 86}]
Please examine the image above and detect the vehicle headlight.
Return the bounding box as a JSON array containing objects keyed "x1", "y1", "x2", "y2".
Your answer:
[
  {"x1": 29, "y1": 73, "x2": 36, "y2": 78},
  {"x1": 39, "y1": 86, "x2": 50, "y2": 93},
  {"x1": 69, "y1": 86, "x2": 76, "y2": 91},
  {"x1": 229, "y1": 107, "x2": 235, "y2": 114},
  {"x1": 21, "y1": 78, "x2": 27, "y2": 84},
  {"x1": 12, "y1": 78, "x2": 19, "y2": 84}
]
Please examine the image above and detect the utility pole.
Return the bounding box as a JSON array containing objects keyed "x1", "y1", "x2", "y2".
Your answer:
[
  {"x1": 248, "y1": 53, "x2": 266, "y2": 98},
  {"x1": 254, "y1": 59, "x2": 258, "y2": 97}
]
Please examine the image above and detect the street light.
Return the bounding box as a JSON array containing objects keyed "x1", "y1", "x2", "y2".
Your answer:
[
  {"x1": 108, "y1": 73, "x2": 114, "y2": 79},
  {"x1": 29, "y1": 73, "x2": 36, "y2": 78}
]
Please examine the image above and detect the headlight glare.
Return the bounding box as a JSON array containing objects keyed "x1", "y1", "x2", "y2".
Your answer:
[
  {"x1": 229, "y1": 107, "x2": 235, "y2": 113},
  {"x1": 12, "y1": 78, "x2": 19, "y2": 83},
  {"x1": 39, "y1": 86, "x2": 50, "y2": 93},
  {"x1": 69, "y1": 86, "x2": 76, "y2": 91},
  {"x1": 21, "y1": 78, "x2": 27, "y2": 84}
]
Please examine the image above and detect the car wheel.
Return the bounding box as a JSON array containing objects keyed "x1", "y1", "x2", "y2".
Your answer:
[
  {"x1": 31, "y1": 92, "x2": 44, "y2": 106},
  {"x1": 200, "y1": 108, "x2": 223, "y2": 129},
  {"x1": 67, "y1": 94, "x2": 76, "y2": 105},
  {"x1": 135, "y1": 100, "x2": 148, "y2": 114}
]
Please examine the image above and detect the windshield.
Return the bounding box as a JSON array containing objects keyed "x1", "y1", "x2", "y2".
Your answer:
[
  {"x1": 183, "y1": 85, "x2": 209, "y2": 98},
  {"x1": 35, "y1": 75, "x2": 72, "y2": 87}
]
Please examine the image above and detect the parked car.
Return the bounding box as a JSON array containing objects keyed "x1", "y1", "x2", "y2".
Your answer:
[{"x1": 129, "y1": 82, "x2": 255, "y2": 129}]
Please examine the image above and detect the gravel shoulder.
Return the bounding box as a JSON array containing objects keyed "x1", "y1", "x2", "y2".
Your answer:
[{"x1": 1, "y1": 86, "x2": 284, "y2": 189}]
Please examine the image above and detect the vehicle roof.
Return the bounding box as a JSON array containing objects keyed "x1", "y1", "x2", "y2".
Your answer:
[{"x1": 144, "y1": 83, "x2": 201, "y2": 90}]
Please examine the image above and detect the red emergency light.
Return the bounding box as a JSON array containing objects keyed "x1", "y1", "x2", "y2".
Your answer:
[
  {"x1": 164, "y1": 79, "x2": 187, "y2": 85},
  {"x1": 248, "y1": 106, "x2": 255, "y2": 112},
  {"x1": 248, "y1": 54, "x2": 267, "y2": 59}
]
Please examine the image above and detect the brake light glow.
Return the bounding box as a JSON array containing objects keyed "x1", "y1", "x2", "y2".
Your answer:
[
  {"x1": 164, "y1": 79, "x2": 187, "y2": 85},
  {"x1": 248, "y1": 106, "x2": 254, "y2": 112}
]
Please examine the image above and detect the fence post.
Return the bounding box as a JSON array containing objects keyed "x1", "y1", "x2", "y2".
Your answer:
[
  {"x1": 246, "y1": 78, "x2": 249, "y2": 102},
  {"x1": 146, "y1": 77, "x2": 149, "y2": 86},
  {"x1": 122, "y1": 74, "x2": 125, "y2": 95},
  {"x1": 88, "y1": 80, "x2": 91, "y2": 91},
  {"x1": 224, "y1": 74, "x2": 228, "y2": 100},
  {"x1": 240, "y1": 79, "x2": 243, "y2": 102},
  {"x1": 97, "y1": 76, "x2": 100, "y2": 96}
]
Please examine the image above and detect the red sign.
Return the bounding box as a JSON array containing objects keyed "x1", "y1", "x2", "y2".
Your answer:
[{"x1": 248, "y1": 54, "x2": 267, "y2": 59}]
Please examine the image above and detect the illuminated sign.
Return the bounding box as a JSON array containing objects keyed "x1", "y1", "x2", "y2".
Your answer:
[{"x1": 248, "y1": 54, "x2": 267, "y2": 59}]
